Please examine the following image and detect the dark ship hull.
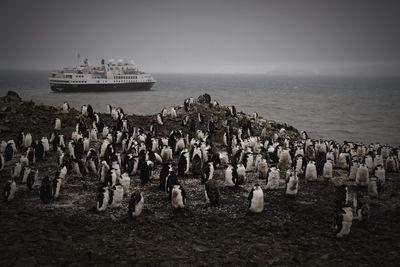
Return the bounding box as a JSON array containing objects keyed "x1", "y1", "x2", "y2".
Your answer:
[{"x1": 50, "y1": 82, "x2": 155, "y2": 93}]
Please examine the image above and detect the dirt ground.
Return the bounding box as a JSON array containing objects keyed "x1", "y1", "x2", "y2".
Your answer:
[{"x1": 1, "y1": 93, "x2": 400, "y2": 266}]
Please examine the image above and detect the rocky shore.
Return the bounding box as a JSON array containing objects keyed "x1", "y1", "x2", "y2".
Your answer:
[{"x1": 1, "y1": 91, "x2": 399, "y2": 266}]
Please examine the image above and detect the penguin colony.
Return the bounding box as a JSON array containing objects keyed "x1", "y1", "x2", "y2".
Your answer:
[{"x1": 1, "y1": 93, "x2": 399, "y2": 239}]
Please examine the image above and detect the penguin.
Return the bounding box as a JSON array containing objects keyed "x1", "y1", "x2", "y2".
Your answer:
[
  {"x1": 27, "y1": 169, "x2": 38, "y2": 190},
  {"x1": 204, "y1": 179, "x2": 220, "y2": 207},
  {"x1": 3, "y1": 178, "x2": 17, "y2": 202},
  {"x1": 156, "y1": 113, "x2": 164, "y2": 125},
  {"x1": 338, "y1": 153, "x2": 350, "y2": 169},
  {"x1": 202, "y1": 161, "x2": 214, "y2": 185},
  {"x1": 52, "y1": 175, "x2": 62, "y2": 199},
  {"x1": 305, "y1": 161, "x2": 317, "y2": 182},
  {"x1": 96, "y1": 186, "x2": 109, "y2": 212},
  {"x1": 108, "y1": 184, "x2": 124, "y2": 208},
  {"x1": 286, "y1": 171, "x2": 299, "y2": 197},
  {"x1": 348, "y1": 160, "x2": 359, "y2": 180},
  {"x1": 294, "y1": 155, "x2": 306, "y2": 175},
  {"x1": 169, "y1": 107, "x2": 177, "y2": 119},
  {"x1": 355, "y1": 194, "x2": 370, "y2": 223},
  {"x1": 385, "y1": 155, "x2": 399, "y2": 173},
  {"x1": 373, "y1": 154, "x2": 384, "y2": 168},
  {"x1": 236, "y1": 163, "x2": 246, "y2": 184},
  {"x1": 40, "y1": 176, "x2": 53, "y2": 204},
  {"x1": 24, "y1": 133, "x2": 32, "y2": 148},
  {"x1": 161, "y1": 146, "x2": 173, "y2": 162},
  {"x1": 41, "y1": 137, "x2": 50, "y2": 153},
  {"x1": 0, "y1": 155, "x2": 4, "y2": 171},
  {"x1": 166, "y1": 170, "x2": 179, "y2": 196},
  {"x1": 368, "y1": 178, "x2": 378, "y2": 198},
  {"x1": 178, "y1": 150, "x2": 190, "y2": 177},
  {"x1": 191, "y1": 154, "x2": 203, "y2": 179},
  {"x1": 129, "y1": 191, "x2": 144, "y2": 218},
  {"x1": 21, "y1": 167, "x2": 31, "y2": 183},
  {"x1": 248, "y1": 184, "x2": 264, "y2": 213},
  {"x1": 34, "y1": 140, "x2": 45, "y2": 161},
  {"x1": 335, "y1": 184, "x2": 349, "y2": 210},
  {"x1": 11, "y1": 162, "x2": 23, "y2": 179},
  {"x1": 119, "y1": 172, "x2": 131, "y2": 196},
  {"x1": 257, "y1": 159, "x2": 269, "y2": 179},
  {"x1": 62, "y1": 102, "x2": 70, "y2": 113},
  {"x1": 4, "y1": 143, "x2": 14, "y2": 162},
  {"x1": 266, "y1": 167, "x2": 280, "y2": 189},
  {"x1": 356, "y1": 163, "x2": 369, "y2": 186},
  {"x1": 159, "y1": 162, "x2": 172, "y2": 191},
  {"x1": 335, "y1": 206, "x2": 353, "y2": 238},
  {"x1": 140, "y1": 161, "x2": 152, "y2": 185},
  {"x1": 224, "y1": 164, "x2": 237, "y2": 187},
  {"x1": 278, "y1": 149, "x2": 292, "y2": 171},
  {"x1": 323, "y1": 160, "x2": 333, "y2": 179},
  {"x1": 374, "y1": 165, "x2": 385, "y2": 185},
  {"x1": 54, "y1": 118, "x2": 61, "y2": 131},
  {"x1": 171, "y1": 184, "x2": 186, "y2": 210}
]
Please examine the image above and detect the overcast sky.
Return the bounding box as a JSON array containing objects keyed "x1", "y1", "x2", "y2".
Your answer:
[{"x1": 1, "y1": 0, "x2": 399, "y2": 75}]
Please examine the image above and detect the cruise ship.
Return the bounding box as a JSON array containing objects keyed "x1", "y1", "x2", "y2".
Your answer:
[{"x1": 49, "y1": 58, "x2": 156, "y2": 92}]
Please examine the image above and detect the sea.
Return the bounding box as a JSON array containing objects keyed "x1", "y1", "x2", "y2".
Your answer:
[{"x1": 0, "y1": 70, "x2": 399, "y2": 146}]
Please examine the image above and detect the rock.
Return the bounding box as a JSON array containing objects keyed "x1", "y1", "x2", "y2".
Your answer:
[{"x1": 7, "y1": 91, "x2": 21, "y2": 100}]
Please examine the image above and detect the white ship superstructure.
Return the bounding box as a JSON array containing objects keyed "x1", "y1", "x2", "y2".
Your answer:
[{"x1": 49, "y1": 58, "x2": 156, "y2": 92}]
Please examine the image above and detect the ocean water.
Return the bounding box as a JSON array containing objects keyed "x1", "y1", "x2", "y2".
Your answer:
[{"x1": 0, "y1": 70, "x2": 399, "y2": 145}]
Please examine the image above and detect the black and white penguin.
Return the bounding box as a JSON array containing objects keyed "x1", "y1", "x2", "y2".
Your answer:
[
  {"x1": 335, "y1": 206, "x2": 353, "y2": 238},
  {"x1": 128, "y1": 191, "x2": 144, "y2": 218},
  {"x1": 171, "y1": 184, "x2": 186, "y2": 210},
  {"x1": 224, "y1": 164, "x2": 237, "y2": 187},
  {"x1": 166, "y1": 170, "x2": 179, "y2": 196},
  {"x1": 108, "y1": 184, "x2": 124, "y2": 208},
  {"x1": 119, "y1": 172, "x2": 131, "y2": 196},
  {"x1": 96, "y1": 186, "x2": 109, "y2": 212},
  {"x1": 374, "y1": 165, "x2": 385, "y2": 185},
  {"x1": 27, "y1": 169, "x2": 38, "y2": 190},
  {"x1": 305, "y1": 161, "x2": 317, "y2": 182},
  {"x1": 191, "y1": 154, "x2": 203, "y2": 179},
  {"x1": 335, "y1": 184, "x2": 349, "y2": 210},
  {"x1": 54, "y1": 118, "x2": 61, "y2": 131},
  {"x1": 323, "y1": 160, "x2": 333, "y2": 179},
  {"x1": 348, "y1": 159, "x2": 359, "y2": 180},
  {"x1": 178, "y1": 150, "x2": 190, "y2": 177},
  {"x1": 338, "y1": 153, "x2": 350, "y2": 170},
  {"x1": 34, "y1": 140, "x2": 45, "y2": 161},
  {"x1": 52, "y1": 175, "x2": 62, "y2": 199},
  {"x1": 266, "y1": 167, "x2": 280, "y2": 189},
  {"x1": 257, "y1": 159, "x2": 269, "y2": 179},
  {"x1": 62, "y1": 102, "x2": 70, "y2": 113},
  {"x1": 356, "y1": 163, "x2": 369, "y2": 186},
  {"x1": 11, "y1": 162, "x2": 23, "y2": 179},
  {"x1": 248, "y1": 184, "x2": 264, "y2": 213},
  {"x1": 3, "y1": 178, "x2": 17, "y2": 202},
  {"x1": 161, "y1": 146, "x2": 173, "y2": 162},
  {"x1": 24, "y1": 133, "x2": 32, "y2": 148},
  {"x1": 236, "y1": 163, "x2": 246, "y2": 184},
  {"x1": 159, "y1": 162, "x2": 172, "y2": 191},
  {"x1": 202, "y1": 161, "x2": 214, "y2": 185},
  {"x1": 140, "y1": 161, "x2": 153, "y2": 185},
  {"x1": 156, "y1": 113, "x2": 164, "y2": 125},
  {"x1": 40, "y1": 176, "x2": 53, "y2": 204},
  {"x1": 204, "y1": 179, "x2": 220, "y2": 207},
  {"x1": 286, "y1": 171, "x2": 299, "y2": 197}
]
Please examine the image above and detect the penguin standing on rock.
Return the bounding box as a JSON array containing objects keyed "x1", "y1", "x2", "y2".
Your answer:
[
  {"x1": 129, "y1": 191, "x2": 144, "y2": 218},
  {"x1": 286, "y1": 171, "x2": 299, "y2": 197},
  {"x1": 40, "y1": 176, "x2": 53, "y2": 204},
  {"x1": 108, "y1": 184, "x2": 124, "y2": 208},
  {"x1": 305, "y1": 161, "x2": 317, "y2": 182},
  {"x1": 248, "y1": 184, "x2": 264, "y2": 213},
  {"x1": 3, "y1": 178, "x2": 17, "y2": 202}
]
